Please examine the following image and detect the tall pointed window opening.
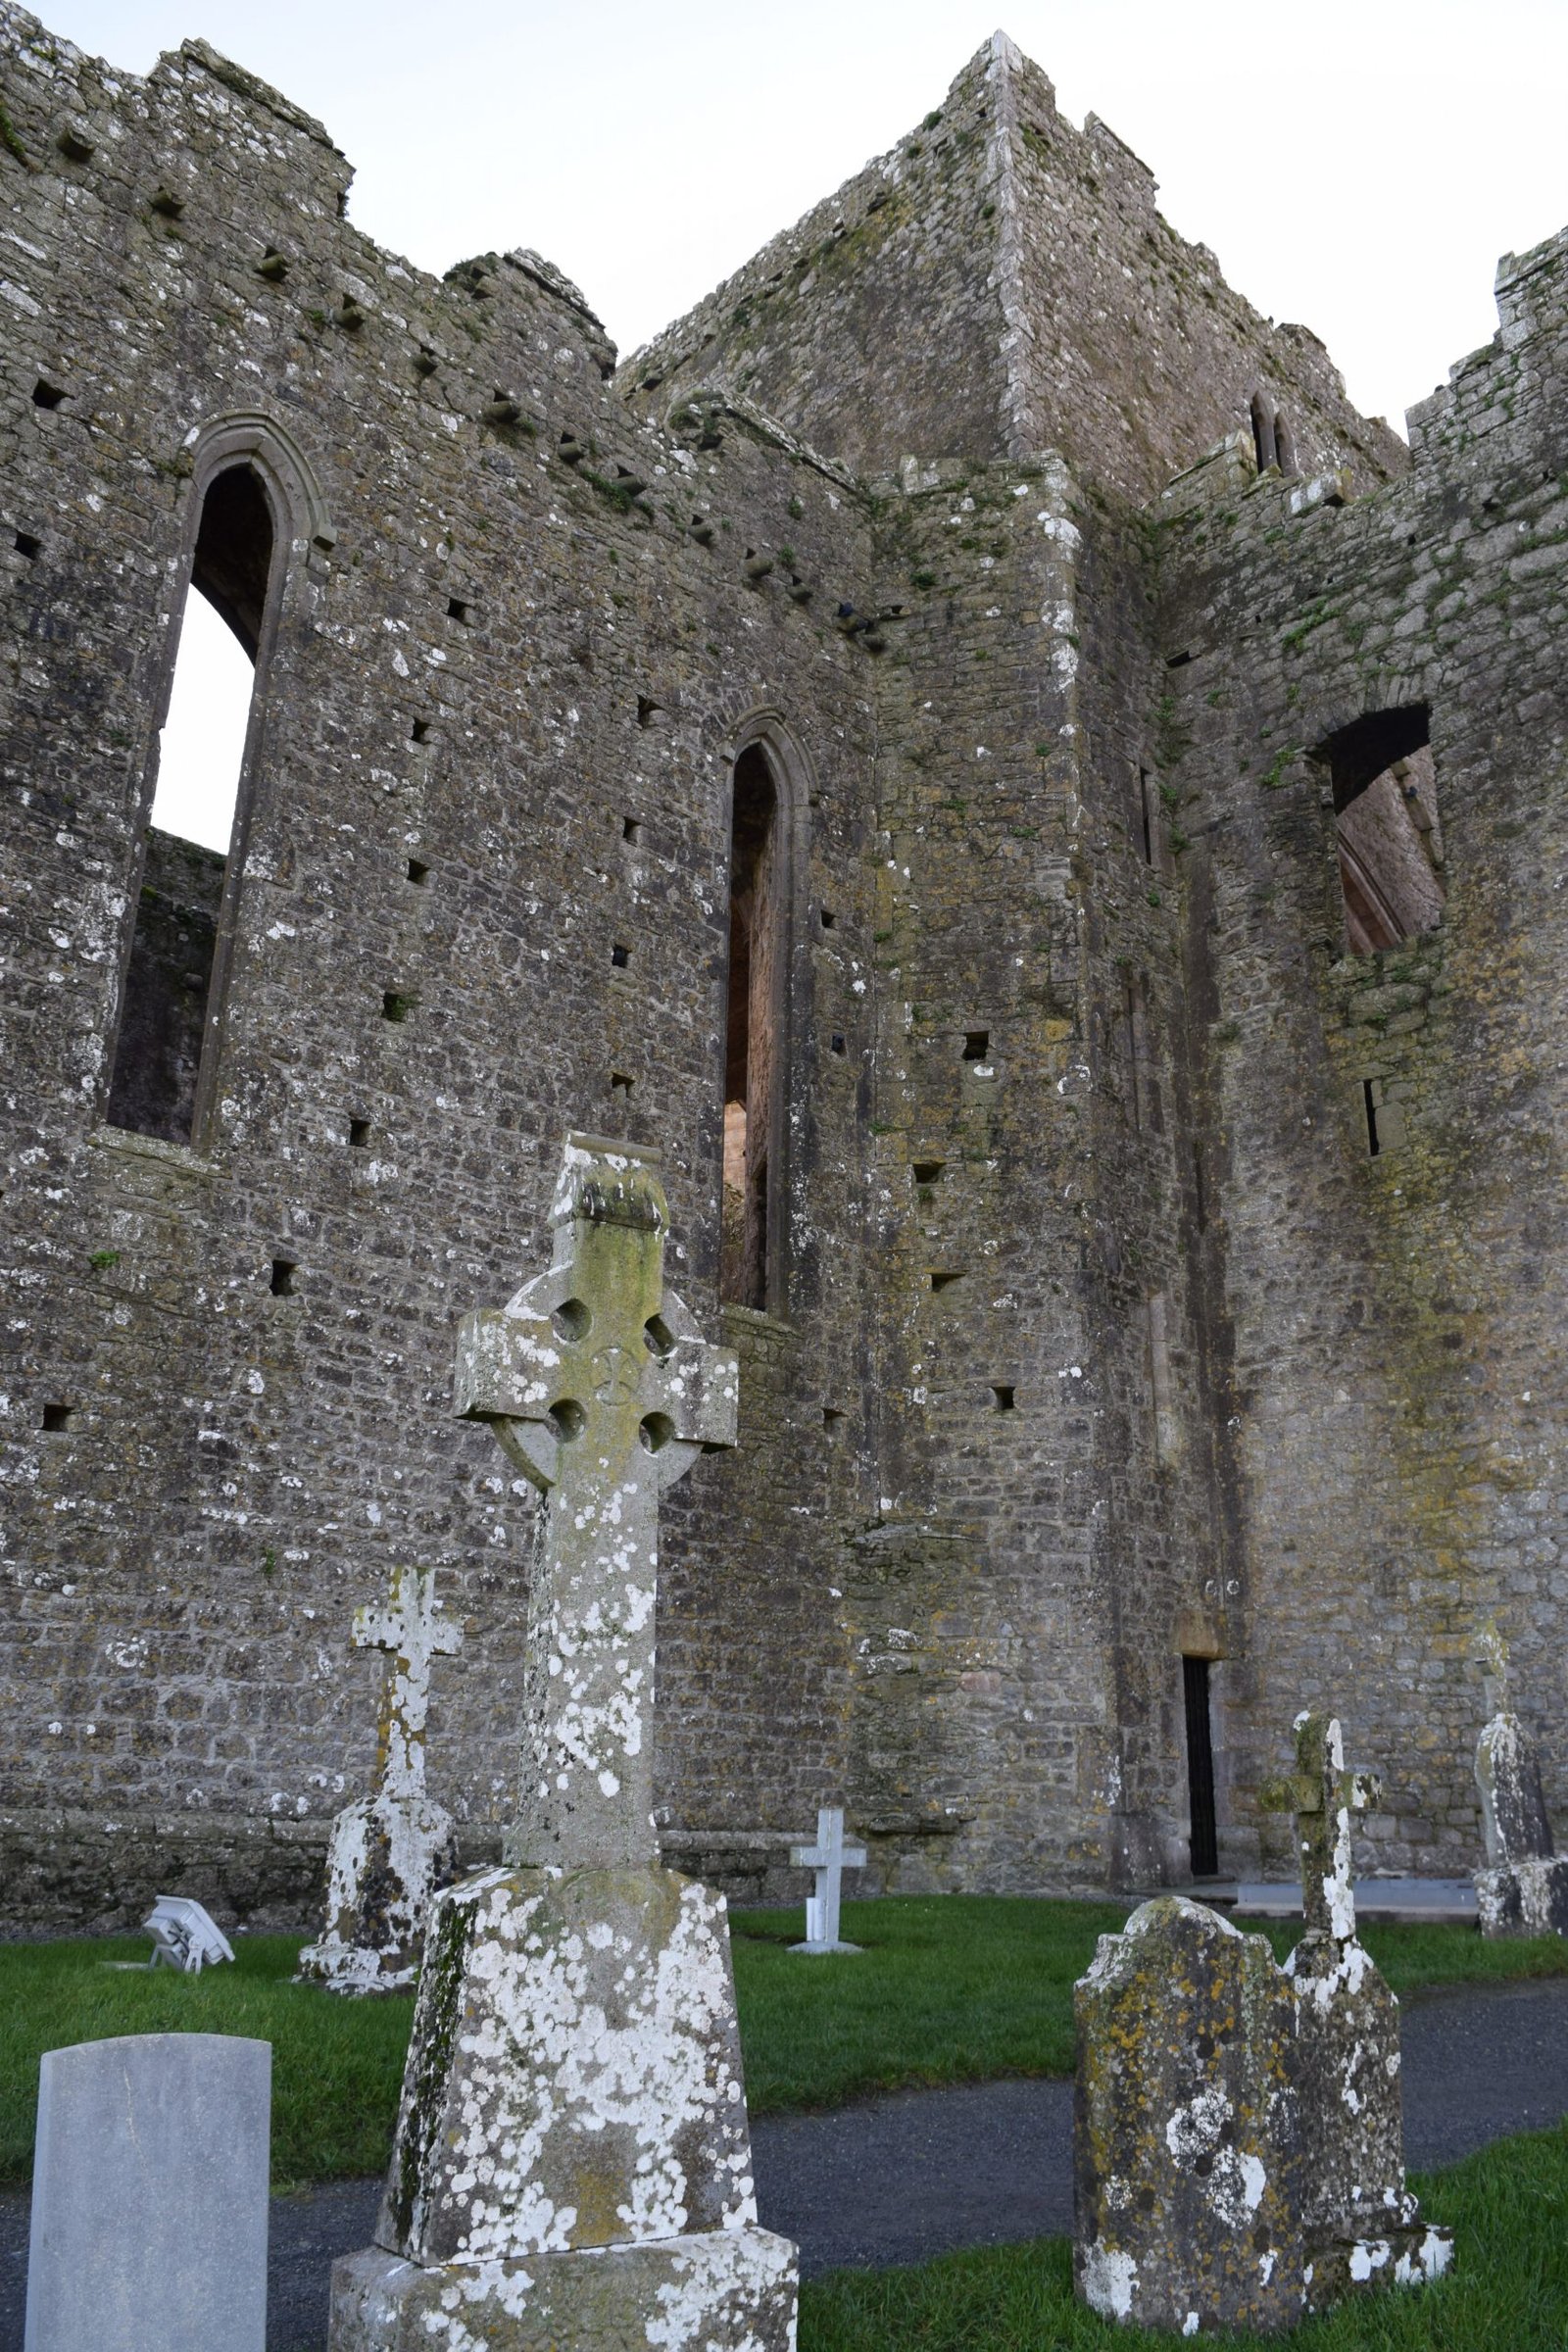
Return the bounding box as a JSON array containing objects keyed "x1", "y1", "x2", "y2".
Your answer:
[
  {"x1": 106, "y1": 465, "x2": 275, "y2": 1144},
  {"x1": 721, "y1": 743, "x2": 786, "y2": 1310},
  {"x1": 1250, "y1": 392, "x2": 1277, "y2": 474}
]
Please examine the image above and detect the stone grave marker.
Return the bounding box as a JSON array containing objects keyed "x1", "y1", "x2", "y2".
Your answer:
[
  {"x1": 329, "y1": 1134, "x2": 796, "y2": 2351},
  {"x1": 298, "y1": 1563, "x2": 463, "y2": 1992},
  {"x1": 790, "y1": 1805, "x2": 866, "y2": 1952},
  {"x1": 1075, "y1": 1711, "x2": 1452, "y2": 2333},
  {"x1": 1074, "y1": 1894, "x2": 1307, "y2": 2333},
  {"x1": 1263, "y1": 1710, "x2": 1451, "y2": 2300},
  {"x1": 1473, "y1": 1622, "x2": 1568, "y2": 1936},
  {"x1": 24, "y1": 2031, "x2": 270, "y2": 2352}
]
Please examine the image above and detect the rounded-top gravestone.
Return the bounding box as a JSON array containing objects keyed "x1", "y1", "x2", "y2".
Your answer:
[{"x1": 24, "y1": 2031, "x2": 270, "y2": 2352}]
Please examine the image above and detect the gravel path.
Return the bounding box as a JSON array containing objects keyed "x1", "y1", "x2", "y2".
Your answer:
[{"x1": 1, "y1": 1976, "x2": 1564, "y2": 2348}]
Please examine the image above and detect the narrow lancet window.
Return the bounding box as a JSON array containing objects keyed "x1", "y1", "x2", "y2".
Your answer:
[
  {"x1": 106, "y1": 465, "x2": 275, "y2": 1144},
  {"x1": 1250, "y1": 392, "x2": 1277, "y2": 474},
  {"x1": 720, "y1": 743, "x2": 785, "y2": 1309}
]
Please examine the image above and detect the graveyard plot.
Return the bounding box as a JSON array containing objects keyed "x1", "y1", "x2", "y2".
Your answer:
[
  {"x1": 798, "y1": 2120, "x2": 1568, "y2": 2350},
  {"x1": 1, "y1": 1899, "x2": 1565, "y2": 2187},
  {"x1": 0, "y1": 1933, "x2": 409, "y2": 2189},
  {"x1": 730, "y1": 1894, "x2": 1568, "y2": 2116}
]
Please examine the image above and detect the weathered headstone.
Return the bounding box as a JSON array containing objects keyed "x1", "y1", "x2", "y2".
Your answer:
[
  {"x1": 298, "y1": 1564, "x2": 463, "y2": 1993},
  {"x1": 1472, "y1": 1624, "x2": 1568, "y2": 1936},
  {"x1": 1074, "y1": 1895, "x2": 1307, "y2": 2334},
  {"x1": 329, "y1": 1135, "x2": 796, "y2": 2351},
  {"x1": 1075, "y1": 1714, "x2": 1453, "y2": 2333},
  {"x1": 1263, "y1": 1711, "x2": 1451, "y2": 2301},
  {"x1": 790, "y1": 1805, "x2": 866, "y2": 1953},
  {"x1": 24, "y1": 2032, "x2": 269, "y2": 2352}
]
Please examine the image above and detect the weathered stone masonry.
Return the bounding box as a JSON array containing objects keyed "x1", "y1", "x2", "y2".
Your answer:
[{"x1": 1, "y1": 11, "x2": 1562, "y2": 1927}]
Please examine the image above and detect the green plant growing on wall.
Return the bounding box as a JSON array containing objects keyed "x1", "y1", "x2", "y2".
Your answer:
[
  {"x1": 0, "y1": 100, "x2": 30, "y2": 169},
  {"x1": 88, "y1": 1250, "x2": 121, "y2": 1271},
  {"x1": 1260, "y1": 744, "x2": 1302, "y2": 791},
  {"x1": 1152, "y1": 694, "x2": 1191, "y2": 769}
]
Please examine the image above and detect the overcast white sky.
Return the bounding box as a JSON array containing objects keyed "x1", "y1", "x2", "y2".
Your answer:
[{"x1": 45, "y1": 0, "x2": 1568, "y2": 849}]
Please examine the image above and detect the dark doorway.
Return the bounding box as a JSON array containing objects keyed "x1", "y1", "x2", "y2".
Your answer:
[
  {"x1": 106, "y1": 465, "x2": 274, "y2": 1144},
  {"x1": 721, "y1": 744, "x2": 783, "y2": 1309},
  {"x1": 1183, "y1": 1655, "x2": 1219, "y2": 1879}
]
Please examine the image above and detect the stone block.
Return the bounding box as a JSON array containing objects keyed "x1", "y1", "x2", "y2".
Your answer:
[
  {"x1": 1074, "y1": 1896, "x2": 1307, "y2": 2334},
  {"x1": 298, "y1": 1788, "x2": 460, "y2": 1991},
  {"x1": 1476, "y1": 1853, "x2": 1568, "y2": 1936},
  {"x1": 379, "y1": 1863, "x2": 756, "y2": 2264},
  {"x1": 25, "y1": 2031, "x2": 269, "y2": 2352},
  {"x1": 329, "y1": 2228, "x2": 797, "y2": 2351}
]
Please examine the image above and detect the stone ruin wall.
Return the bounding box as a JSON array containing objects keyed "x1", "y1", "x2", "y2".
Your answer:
[
  {"x1": 1155, "y1": 229, "x2": 1568, "y2": 1877},
  {"x1": 1, "y1": 3, "x2": 1565, "y2": 1930},
  {"x1": 0, "y1": 8, "x2": 890, "y2": 1927}
]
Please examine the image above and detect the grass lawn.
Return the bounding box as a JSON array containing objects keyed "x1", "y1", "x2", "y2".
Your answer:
[
  {"x1": 1, "y1": 1896, "x2": 1564, "y2": 2190},
  {"x1": 802, "y1": 2122, "x2": 1568, "y2": 2350}
]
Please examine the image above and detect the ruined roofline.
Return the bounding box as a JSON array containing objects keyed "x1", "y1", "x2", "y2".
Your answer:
[
  {"x1": 617, "y1": 34, "x2": 1010, "y2": 399},
  {"x1": 0, "y1": 6, "x2": 614, "y2": 370},
  {"x1": 172, "y1": 36, "x2": 340, "y2": 153},
  {"x1": 617, "y1": 26, "x2": 1402, "y2": 499}
]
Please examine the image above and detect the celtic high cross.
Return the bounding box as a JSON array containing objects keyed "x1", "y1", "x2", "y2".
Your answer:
[{"x1": 453, "y1": 1133, "x2": 738, "y2": 1870}]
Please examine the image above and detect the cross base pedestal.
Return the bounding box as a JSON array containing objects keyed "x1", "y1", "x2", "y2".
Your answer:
[
  {"x1": 329, "y1": 2227, "x2": 798, "y2": 2351},
  {"x1": 1475, "y1": 1853, "x2": 1568, "y2": 1937},
  {"x1": 296, "y1": 1788, "x2": 460, "y2": 1994}
]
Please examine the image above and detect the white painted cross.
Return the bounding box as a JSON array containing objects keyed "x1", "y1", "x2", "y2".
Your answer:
[
  {"x1": 454, "y1": 1134, "x2": 738, "y2": 1870},
  {"x1": 789, "y1": 1806, "x2": 866, "y2": 1954},
  {"x1": 353, "y1": 1564, "x2": 462, "y2": 1807}
]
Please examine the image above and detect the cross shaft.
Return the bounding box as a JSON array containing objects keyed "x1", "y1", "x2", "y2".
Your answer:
[
  {"x1": 454, "y1": 1136, "x2": 738, "y2": 1871},
  {"x1": 1260, "y1": 1710, "x2": 1379, "y2": 1937}
]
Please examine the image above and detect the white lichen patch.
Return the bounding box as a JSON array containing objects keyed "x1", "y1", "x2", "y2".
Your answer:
[
  {"x1": 390, "y1": 1866, "x2": 757, "y2": 2265},
  {"x1": 1080, "y1": 2240, "x2": 1138, "y2": 2321}
]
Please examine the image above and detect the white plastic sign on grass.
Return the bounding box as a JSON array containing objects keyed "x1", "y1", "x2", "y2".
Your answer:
[{"x1": 144, "y1": 1896, "x2": 235, "y2": 1973}]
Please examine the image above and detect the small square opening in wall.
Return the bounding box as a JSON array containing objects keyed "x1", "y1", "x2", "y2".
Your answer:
[
  {"x1": 992, "y1": 1384, "x2": 1016, "y2": 1412},
  {"x1": 962, "y1": 1029, "x2": 990, "y2": 1060},
  {"x1": 611, "y1": 1071, "x2": 634, "y2": 1099},
  {"x1": 15, "y1": 531, "x2": 40, "y2": 560},
  {"x1": 622, "y1": 815, "x2": 641, "y2": 845},
  {"x1": 612, "y1": 944, "x2": 630, "y2": 969},
  {"x1": 407, "y1": 859, "x2": 429, "y2": 886},
  {"x1": 446, "y1": 596, "x2": 470, "y2": 625},
  {"x1": 913, "y1": 1159, "x2": 945, "y2": 1186},
  {"x1": 382, "y1": 990, "x2": 415, "y2": 1023},
  {"x1": 270, "y1": 1258, "x2": 297, "y2": 1297},
  {"x1": 42, "y1": 1403, "x2": 74, "y2": 1433},
  {"x1": 349, "y1": 1117, "x2": 371, "y2": 1149},
  {"x1": 822, "y1": 1406, "x2": 846, "y2": 1434},
  {"x1": 411, "y1": 717, "x2": 431, "y2": 745},
  {"x1": 830, "y1": 1034, "x2": 846, "y2": 1056},
  {"x1": 820, "y1": 907, "x2": 836, "y2": 930},
  {"x1": 930, "y1": 1269, "x2": 963, "y2": 1293},
  {"x1": 31, "y1": 380, "x2": 65, "y2": 410}
]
